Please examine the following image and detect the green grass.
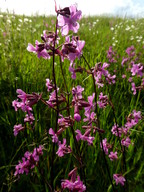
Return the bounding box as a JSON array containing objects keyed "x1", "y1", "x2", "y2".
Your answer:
[{"x1": 0, "y1": 12, "x2": 144, "y2": 192}]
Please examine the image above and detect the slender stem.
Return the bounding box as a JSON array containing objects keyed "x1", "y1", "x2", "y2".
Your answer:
[
  {"x1": 82, "y1": 54, "x2": 116, "y2": 192},
  {"x1": 40, "y1": 97, "x2": 58, "y2": 112},
  {"x1": 51, "y1": 15, "x2": 59, "y2": 191},
  {"x1": 59, "y1": 57, "x2": 87, "y2": 187},
  {"x1": 59, "y1": 57, "x2": 68, "y2": 93}
]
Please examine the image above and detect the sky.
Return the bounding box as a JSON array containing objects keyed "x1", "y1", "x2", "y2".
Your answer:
[{"x1": 0, "y1": 0, "x2": 144, "y2": 17}]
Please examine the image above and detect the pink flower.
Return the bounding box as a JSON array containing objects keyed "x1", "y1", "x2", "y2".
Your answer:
[
  {"x1": 69, "y1": 63, "x2": 76, "y2": 79},
  {"x1": 121, "y1": 57, "x2": 129, "y2": 66},
  {"x1": 100, "y1": 138, "x2": 111, "y2": 155},
  {"x1": 57, "y1": 4, "x2": 82, "y2": 36},
  {"x1": 111, "y1": 124, "x2": 122, "y2": 137},
  {"x1": 108, "y1": 151, "x2": 118, "y2": 161},
  {"x1": 46, "y1": 79, "x2": 53, "y2": 92},
  {"x1": 75, "y1": 129, "x2": 95, "y2": 145},
  {"x1": 125, "y1": 119, "x2": 137, "y2": 129},
  {"x1": 14, "y1": 145, "x2": 43, "y2": 177},
  {"x1": 121, "y1": 137, "x2": 131, "y2": 147},
  {"x1": 16, "y1": 89, "x2": 27, "y2": 102},
  {"x1": 128, "y1": 77, "x2": 133, "y2": 82},
  {"x1": 49, "y1": 128, "x2": 58, "y2": 143},
  {"x1": 97, "y1": 92, "x2": 108, "y2": 109},
  {"x1": 72, "y1": 85, "x2": 84, "y2": 99},
  {"x1": 61, "y1": 36, "x2": 85, "y2": 64},
  {"x1": 58, "y1": 114, "x2": 72, "y2": 129},
  {"x1": 126, "y1": 45, "x2": 135, "y2": 57},
  {"x1": 131, "y1": 82, "x2": 136, "y2": 95},
  {"x1": 68, "y1": 39, "x2": 85, "y2": 64},
  {"x1": 13, "y1": 89, "x2": 40, "y2": 111},
  {"x1": 83, "y1": 112, "x2": 96, "y2": 125},
  {"x1": 84, "y1": 93, "x2": 95, "y2": 116},
  {"x1": 13, "y1": 124, "x2": 25, "y2": 136},
  {"x1": 27, "y1": 40, "x2": 50, "y2": 59},
  {"x1": 61, "y1": 168, "x2": 86, "y2": 191},
  {"x1": 132, "y1": 110, "x2": 141, "y2": 123},
  {"x1": 131, "y1": 63, "x2": 143, "y2": 77},
  {"x1": 122, "y1": 74, "x2": 126, "y2": 78},
  {"x1": 106, "y1": 46, "x2": 117, "y2": 63},
  {"x1": 74, "y1": 113, "x2": 81, "y2": 122},
  {"x1": 113, "y1": 174, "x2": 126, "y2": 186},
  {"x1": 56, "y1": 139, "x2": 71, "y2": 157},
  {"x1": 24, "y1": 114, "x2": 35, "y2": 124}
]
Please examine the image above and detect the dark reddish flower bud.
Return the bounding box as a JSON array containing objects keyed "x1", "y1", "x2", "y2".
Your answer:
[
  {"x1": 74, "y1": 105, "x2": 81, "y2": 122},
  {"x1": 57, "y1": 7, "x2": 70, "y2": 17}
]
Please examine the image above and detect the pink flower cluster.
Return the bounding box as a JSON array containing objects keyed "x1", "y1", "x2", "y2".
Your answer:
[
  {"x1": 92, "y1": 62, "x2": 116, "y2": 88},
  {"x1": 61, "y1": 36, "x2": 85, "y2": 64},
  {"x1": 97, "y1": 92, "x2": 108, "y2": 109},
  {"x1": 61, "y1": 168, "x2": 86, "y2": 191},
  {"x1": 13, "y1": 124, "x2": 25, "y2": 136},
  {"x1": 27, "y1": 4, "x2": 85, "y2": 72},
  {"x1": 75, "y1": 129, "x2": 95, "y2": 145},
  {"x1": 106, "y1": 46, "x2": 117, "y2": 63},
  {"x1": 14, "y1": 145, "x2": 43, "y2": 177},
  {"x1": 113, "y1": 174, "x2": 126, "y2": 186},
  {"x1": 12, "y1": 89, "x2": 42, "y2": 136},
  {"x1": 49, "y1": 128, "x2": 72, "y2": 157},
  {"x1": 72, "y1": 85, "x2": 90, "y2": 122},
  {"x1": 120, "y1": 45, "x2": 144, "y2": 95},
  {"x1": 100, "y1": 109, "x2": 141, "y2": 186},
  {"x1": 111, "y1": 110, "x2": 141, "y2": 147}
]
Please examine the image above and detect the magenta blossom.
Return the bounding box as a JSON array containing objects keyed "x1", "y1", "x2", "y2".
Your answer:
[
  {"x1": 68, "y1": 39, "x2": 85, "y2": 64},
  {"x1": 69, "y1": 63, "x2": 76, "y2": 79},
  {"x1": 46, "y1": 79, "x2": 53, "y2": 92},
  {"x1": 126, "y1": 45, "x2": 135, "y2": 57},
  {"x1": 27, "y1": 40, "x2": 50, "y2": 59},
  {"x1": 100, "y1": 138, "x2": 111, "y2": 155},
  {"x1": 113, "y1": 174, "x2": 126, "y2": 186},
  {"x1": 108, "y1": 151, "x2": 118, "y2": 161},
  {"x1": 75, "y1": 129, "x2": 95, "y2": 145},
  {"x1": 58, "y1": 114, "x2": 72, "y2": 129},
  {"x1": 14, "y1": 145, "x2": 43, "y2": 177},
  {"x1": 84, "y1": 93, "x2": 95, "y2": 116},
  {"x1": 131, "y1": 63, "x2": 143, "y2": 77},
  {"x1": 121, "y1": 57, "x2": 129, "y2": 66},
  {"x1": 49, "y1": 128, "x2": 58, "y2": 143},
  {"x1": 111, "y1": 124, "x2": 122, "y2": 137},
  {"x1": 24, "y1": 114, "x2": 35, "y2": 124},
  {"x1": 132, "y1": 110, "x2": 141, "y2": 122},
  {"x1": 72, "y1": 85, "x2": 84, "y2": 99},
  {"x1": 106, "y1": 46, "x2": 117, "y2": 63},
  {"x1": 61, "y1": 168, "x2": 86, "y2": 191},
  {"x1": 83, "y1": 112, "x2": 96, "y2": 125},
  {"x1": 56, "y1": 138, "x2": 71, "y2": 157},
  {"x1": 57, "y1": 4, "x2": 82, "y2": 36},
  {"x1": 61, "y1": 36, "x2": 85, "y2": 64},
  {"x1": 97, "y1": 92, "x2": 108, "y2": 109},
  {"x1": 131, "y1": 82, "x2": 136, "y2": 95},
  {"x1": 121, "y1": 137, "x2": 131, "y2": 147},
  {"x1": 13, "y1": 124, "x2": 25, "y2": 136}
]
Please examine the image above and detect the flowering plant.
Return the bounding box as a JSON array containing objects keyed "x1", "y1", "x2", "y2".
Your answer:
[{"x1": 11, "y1": 2, "x2": 143, "y2": 192}]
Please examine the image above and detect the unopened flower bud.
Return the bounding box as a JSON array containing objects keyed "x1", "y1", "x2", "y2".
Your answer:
[{"x1": 74, "y1": 113, "x2": 81, "y2": 122}]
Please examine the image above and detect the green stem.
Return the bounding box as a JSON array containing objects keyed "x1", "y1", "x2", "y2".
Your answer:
[{"x1": 82, "y1": 55, "x2": 116, "y2": 192}]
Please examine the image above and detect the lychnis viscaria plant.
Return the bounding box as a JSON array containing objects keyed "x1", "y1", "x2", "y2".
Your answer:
[{"x1": 12, "y1": 2, "x2": 143, "y2": 192}]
